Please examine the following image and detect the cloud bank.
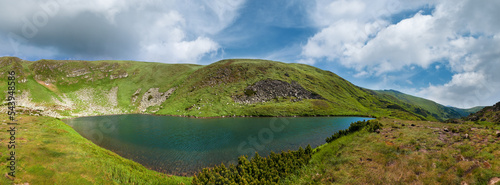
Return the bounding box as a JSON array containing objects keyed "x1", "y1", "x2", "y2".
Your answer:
[
  {"x1": 1, "y1": 0, "x2": 499, "y2": 108},
  {"x1": 0, "y1": 0, "x2": 244, "y2": 63},
  {"x1": 301, "y1": 0, "x2": 500, "y2": 108}
]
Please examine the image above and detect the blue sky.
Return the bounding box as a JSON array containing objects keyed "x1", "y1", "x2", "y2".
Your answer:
[{"x1": 1, "y1": 0, "x2": 499, "y2": 108}]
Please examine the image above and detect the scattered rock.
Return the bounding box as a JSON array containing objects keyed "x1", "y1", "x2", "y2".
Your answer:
[
  {"x1": 489, "y1": 177, "x2": 500, "y2": 185},
  {"x1": 138, "y1": 87, "x2": 176, "y2": 112},
  {"x1": 456, "y1": 155, "x2": 465, "y2": 162},
  {"x1": 233, "y1": 79, "x2": 324, "y2": 104},
  {"x1": 106, "y1": 86, "x2": 119, "y2": 107},
  {"x1": 444, "y1": 128, "x2": 449, "y2": 132},
  {"x1": 312, "y1": 173, "x2": 321, "y2": 181},
  {"x1": 66, "y1": 68, "x2": 90, "y2": 77},
  {"x1": 461, "y1": 181, "x2": 468, "y2": 185},
  {"x1": 131, "y1": 88, "x2": 142, "y2": 104},
  {"x1": 469, "y1": 115, "x2": 479, "y2": 121},
  {"x1": 4, "y1": 173, "x2": 14, "y2": 180},
  {"x1": 496, "y1": 131, "x2": 500, "y2": 138},
  {"x1": 110, "y1": 71, "x2": 128, "y2": 80},
  {"x1": 484, "y1": 161, "x2": 491, "y2": 169},
  {"x1": 463, "y1": 134, "x2": 469, "y2": 139}
]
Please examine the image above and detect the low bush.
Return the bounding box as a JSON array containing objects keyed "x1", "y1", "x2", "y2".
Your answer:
[{"x1": 326, "y1": 120, "x2": 381, "y2": 143}]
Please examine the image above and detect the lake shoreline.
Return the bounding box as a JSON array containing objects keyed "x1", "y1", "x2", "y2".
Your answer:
[
  {"x1": 65, "y1": 115, "x2": 373, "y2": 176},
  {"x1": 62, "y1": 112, "x2": 376, "y2": 121}
]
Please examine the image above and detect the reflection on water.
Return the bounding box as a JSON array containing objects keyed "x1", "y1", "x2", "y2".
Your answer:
[{"x1": 64, "y1": 114, "x2": 371, "y2": 176}]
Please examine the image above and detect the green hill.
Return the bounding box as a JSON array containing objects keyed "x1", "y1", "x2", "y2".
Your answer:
[
  {"x1": 465, "y1": 101, "x2": 500, "y2": 124},
  {"x1": 1, "y1": 57, "x2": 479, "y2": 121},
  {"x1": 2, "y1": 56, "x2": 496, "y2": 184},
  {"x1": 376, "y1": 90, "x2": 484, "y2": 121}
]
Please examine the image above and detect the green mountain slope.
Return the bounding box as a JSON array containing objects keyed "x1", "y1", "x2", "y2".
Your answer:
[
  {"x1": 0, "y1": 57, "x2": 479, "y2": 120},
  {"x1": 376, "y1": 90, "x2": 483, "y2": 121},
  {"x1": 465, "y1": 101, "x2": 500, "y2": 124}
]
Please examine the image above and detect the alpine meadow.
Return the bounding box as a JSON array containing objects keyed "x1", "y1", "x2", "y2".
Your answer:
[{"x1": 1, "y1": 0, "x2": 500, "y2": 184}]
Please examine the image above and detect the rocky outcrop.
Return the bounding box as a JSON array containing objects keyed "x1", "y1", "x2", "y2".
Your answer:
[
  {"x1": 131, "y1": 88, "x2": 142, "y2": 104},
  {"x1": 107, "y1": 86, "x2": 119, "y2": 107},
  {"x1": 7, "y1": 91, "x2": 63, "y2": 117},
  {"x1": 110, "y1": 72, "x2": 128, "y2": 80},
  {"x1": 51, "y1": 94, "x2": 74, "y2": 110},
  {"x1": 466, "y1": 101, "x2": 500, "y2": 123},
  {"x1": 233, "y1": 79, "x2": 324, "y2": 104},
  {"x1": 493, "y1": 102, "x2": 500, "y2": 112},
  {"x1": 138, "y1": 87, "x2": 176, "y2": 112},
  {"x1": 66, "y1": 68, "x2": 91, "y2": 77}
]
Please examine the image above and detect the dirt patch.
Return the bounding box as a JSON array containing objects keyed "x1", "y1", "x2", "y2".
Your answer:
[
  {"x1": 36, "y1": 80, "x2": 59, "y2": 92},
  {"x1": 223, "y1": 60, "x2": 235, "y2": 67}
]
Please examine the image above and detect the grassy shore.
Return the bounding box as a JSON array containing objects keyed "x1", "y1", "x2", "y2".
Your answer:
[
  {"x1": 1, "y1": 113, "x2": 499, "y2": 184},
  {"x1": 0, "y1": 114, "x2": 191, "y2": 184},
  {"x1": 284, "y1": 118, "x2": 500, "y2": 184}
]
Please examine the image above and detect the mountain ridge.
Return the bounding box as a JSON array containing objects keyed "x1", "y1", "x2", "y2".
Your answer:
[
  {"x1": 0, "y1": 56, "x2": 481, "y2": 120},
  {"x1": 375, "y1": 89, "x2": 483, "y2": 120},
  {"x1": 465, "y1": 101, "x2": 500, "y2": 124}
]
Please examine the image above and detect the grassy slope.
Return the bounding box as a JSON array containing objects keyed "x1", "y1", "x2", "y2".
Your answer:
[
  {"x1": 1, "y1": 57, "x2": 479, "y2": 121},
  {"x1": 1, "y1": 57, "x2": 202, "y2": 115},
  {"x1": 376, "y1": 90, "x2": 484, "y2": 121},
  {"x1": 0, "y1": 114, "x2": 191, "y2": 184},
  {"x1": 285, "y1": 118, "x2": 500, "y2": 184},
  {"x1": 464, "y1": 102, "x2": 500, "y2": 124},
  {"x1": 2, "y1": 56, "x2": 493, "y2": 184},
  {"x1": 159, "y1": 59, "x2": 374, "y2": 117},
  {"x1": 157, "y1": 59, "x2": 450, "y2": 120}
]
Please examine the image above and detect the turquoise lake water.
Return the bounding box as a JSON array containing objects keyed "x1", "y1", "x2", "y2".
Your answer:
[{"x1": 64, "y1": 114, "x2": 371, "y2": 176}]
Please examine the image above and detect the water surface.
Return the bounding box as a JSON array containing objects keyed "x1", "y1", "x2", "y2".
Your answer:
[{"x1": 64, "y1": 115, "x2": 371, "y2": 176}]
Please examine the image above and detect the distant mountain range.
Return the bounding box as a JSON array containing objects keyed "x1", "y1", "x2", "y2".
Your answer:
[
  {"x1": 375, "y1": 90, "x2": 483, "y2": 120},
  {"x1": 0, "y1": 56, "x2": 484, "y2": 120}
]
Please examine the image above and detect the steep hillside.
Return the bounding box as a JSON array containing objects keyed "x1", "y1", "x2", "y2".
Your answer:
[
  {"x1": 0, "y1": 57, "x2": 477, "y2": 120},
  {"x1": 158, "y1": 59, "x2": 425, "y2": 119},
  {"x1": 465, "y1": 102, "x2": 500, "y2": 124},
  {"x1": 376, "y1": 90, "x2": 483, "y2": 121},
  {"x1": 0, "y1": 56, "x2": 202, "y2": 117}
]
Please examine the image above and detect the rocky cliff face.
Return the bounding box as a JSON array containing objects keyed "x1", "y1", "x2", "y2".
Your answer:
[{"x1": 233, "y1": 79, "x2": 324, "y2": 104}]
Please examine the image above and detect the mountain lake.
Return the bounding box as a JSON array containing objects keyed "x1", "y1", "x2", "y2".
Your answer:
[{"x1": 64, "y1": 114, "x2": 372, "y2": 176}]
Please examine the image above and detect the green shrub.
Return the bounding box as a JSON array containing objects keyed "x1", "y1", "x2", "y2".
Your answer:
[
  {"x1": 192, "y1": 145, "x2": 313, "y2": 184},
  {"x1": 326, "y1": 120, "x2": 380, "y2": 143}
]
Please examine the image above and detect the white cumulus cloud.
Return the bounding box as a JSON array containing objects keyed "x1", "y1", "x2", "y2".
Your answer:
[
  {"x1": 302, "y1": 0, "x2": 500, "y2": 107},
  {"x1": 0, "y1": 0, "x2": 245, "y2": 63}
]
